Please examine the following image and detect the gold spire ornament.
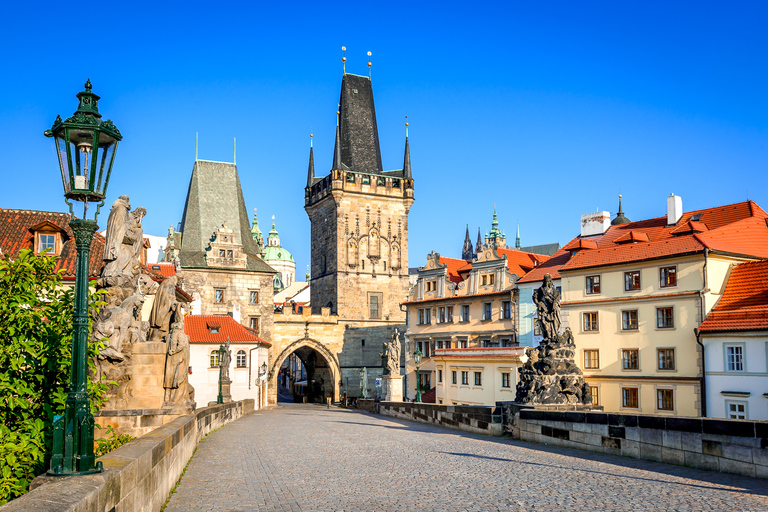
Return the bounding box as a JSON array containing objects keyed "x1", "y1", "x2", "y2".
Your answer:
[
  {"x1": 342, "y1": 46, "x2": 347, "y2": 74},
  {"x1": 405, "y1": 115, "x2": 409, "y2": 137},
  {"x1": 367, "y1": 51, "x2": 372, "y2": 78}
]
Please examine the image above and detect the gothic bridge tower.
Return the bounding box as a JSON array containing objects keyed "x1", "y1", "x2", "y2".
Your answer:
[{"x1": 305, "y1": 72, "x2": 414, "y2": 321}]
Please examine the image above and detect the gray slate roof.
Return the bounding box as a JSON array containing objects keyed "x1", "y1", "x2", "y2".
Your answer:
[
  {"x1": 178, "y1": 160, "x2": 275, "y2": 273},
  {"x1": 338, "y1": 74, "x2": 383, "y2": 174},
  {"x1": 520, "y1": 243, "x2": 561, "y2": 257}
]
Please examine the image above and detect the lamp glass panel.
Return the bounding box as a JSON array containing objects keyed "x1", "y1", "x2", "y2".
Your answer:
[{"x1": 54, "y1": 135, "x2": 72, "y2": 194}]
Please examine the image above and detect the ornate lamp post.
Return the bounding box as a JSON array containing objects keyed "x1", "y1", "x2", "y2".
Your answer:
[
  {"x1": 413, "y1": 346, "x2": 423, "y2": 403},
  {"x1": 45, "y1": 80, "x2": 122, "y2": 476}
]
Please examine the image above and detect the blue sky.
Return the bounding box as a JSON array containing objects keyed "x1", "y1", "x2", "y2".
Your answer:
[{"x1": 1, "y1": 2, "x2": 766, "y2": 273}]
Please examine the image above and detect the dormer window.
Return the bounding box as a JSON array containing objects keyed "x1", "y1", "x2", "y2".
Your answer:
[
  {"x1": 219, "y1": 250, "x2": 226, "y2": 257},
  {"x1": 209, "y1": 327, "x2": 219, "y2": 334},
  {"x1": 39, "y1": 234, "x2": 56, "y2": 254}
]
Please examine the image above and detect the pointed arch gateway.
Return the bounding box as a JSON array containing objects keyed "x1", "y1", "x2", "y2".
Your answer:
[{"x1": 269, "y1": 337, "x2": 341, "y2": 404}]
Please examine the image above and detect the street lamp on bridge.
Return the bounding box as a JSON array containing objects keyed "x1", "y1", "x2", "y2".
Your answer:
[
  {"x1": 413, "y1": 346, "x2": 423, "y2": 403},
  {"x1": 45, "y1": 80, "x2": 122, "y2": 476}
]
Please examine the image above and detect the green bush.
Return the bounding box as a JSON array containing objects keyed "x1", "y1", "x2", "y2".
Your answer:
[
  {"x1": 0, "y1": 249, "x2": 109, "y2": 505},
  {"x1": 94, "y1": 425, "x2": 134, "y2": 458}
]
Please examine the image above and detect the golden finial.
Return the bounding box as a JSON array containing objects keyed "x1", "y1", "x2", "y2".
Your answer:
[
  {"x1": 405, "y1": 115, "x2": 409, "y2": 137},
  {"x1": 619, "y1": 194, "x2": 622, "y2": 199},
  {"x1": 310, "y1": 132, "x2": 313, "y2": 148},
  {"x1": 367, "y1": 51, "x2": 372, "y2": 78},
  {"x1": 342, "y1": 46, "x2": 347, "y2": 74}
]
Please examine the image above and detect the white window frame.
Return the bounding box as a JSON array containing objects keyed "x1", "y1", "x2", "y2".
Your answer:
[
  {"x1": 724, "y1": 343, "x2": 745, "y2": 372},
  {"x1": 725, "y1": 399, "x2": 748, "y2": 419}
]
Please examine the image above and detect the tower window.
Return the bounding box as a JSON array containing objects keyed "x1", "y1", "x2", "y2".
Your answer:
[{"x1": 361, "y1": 259, "x2": 365, "y2": 270}]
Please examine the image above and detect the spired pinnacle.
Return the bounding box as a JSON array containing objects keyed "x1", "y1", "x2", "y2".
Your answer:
[
  {"x1": 307, "y1": 134, "x2": 315, "y2": 187},
  {"x1": 85, "y1": 78, "x2": 92, "y2": 91},
  {"x1": 402, "y1": 125, "x2": 411, "y2": 179},
  {"x1": 461, "y1": 224, "x2": 474, "y2": 261}
]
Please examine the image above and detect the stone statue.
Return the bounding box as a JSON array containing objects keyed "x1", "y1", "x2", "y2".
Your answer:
[
  {"x1": 102, "y1": 196, "x2": 146, "y2": 290},
  {"x1": 92, "y1": 294, "x2": 146, "y2": 362},
  {"x1": 220, "y1": 340, "x2": 232, "y2": 381},
  {"x1": 149, "y1": 275, "x2": 178, "y2": 341},
  {"x1": 388, "y1": 330, "x2": 401, "y2": 376},
  {"x1": 533, "y1": 274, "x2": 561, "y2": 340},
  {"x1": 515, "y1": 276, "x2": 593, "y2": 406},
  {"x1": 163, "y1": 304, "x2": 194, "y2": 405}
]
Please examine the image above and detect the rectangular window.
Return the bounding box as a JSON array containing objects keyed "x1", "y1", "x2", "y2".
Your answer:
[
  {"x1": 656, "y1": 307, "x2": 674, "y2": 329},
  {"x1": 622, "y1": 310, "x2": 638, "y2": 331},
  {"x1": 452, "y1": 371, "x2": 457, "y2": 385},
  {"x1": 446, "y1": 306, "x2": 453, "y2": 323},
  {"x1": 249, "y1": 291, "x2": 259, "y2": 304},
  {"x1": 418, "y1": 309, "x2": 425, "y2": 325},
  {"x1": 657, "y1": 389, "x2": 674, "y2": 411},
  {"x1": 660, "y1": 266, "x2": 677, "y2": 288},
  {"x1": 236, "y1": 351, "x2": 247, "y2": 368},
  {"x1": 219, "y1": 249, "x2": 226, "y2": 257},
  {"x1": 502, "y1": 301, "x2": 512, "y2": 319},
  {"x1": 227, "y1": 250, "x2": 233, "y2": 258},
  {"x1": 533, "y1": 317, "x2": 541, "y2": 336},
  {"x1": 483, "y1": 302, "x2": 492, "y2": 320},
  {"x1": 461, "y1": 305, "x2": 470, "y2": 322},
  {"x1": 438, "y1": 369, "x2": 443, "y2": 383},
  {"x1": 489, "y1": 274, "x2": 495, "y2": 285},
  {"x1": 425, "y1": 308, "x2": 431, "y2": 324},
  {"x1": 583, "y1": 349, "x2": 600, "y2": 369},
  {"x1": 423, "y1": 342, "x2": 430, "y2": 358},
  {"x1": 215, "y1": 289, "x2": 224, "y2": 303},
  {"x1": 725, "y1": 345, "x2": 744, "y2": 372},
  {"x1": 622, "y1": 349, "x2": 639, "y2": 370},
  {"x1": 726, "y1": 400, "x2": 747, "y2": 419},
  {"x1": 369, "y1": 295, "x2": 380, "y2": 318},
  {"x1": 583, "y1": 312, "x2": 599, "y2": 332},
  {"x1": 210, "y1": 351, "x2": 220, "y2": 368},
  {"x1": 624, "y1": 271, "x2": 641, "y2": 291},
  {"x1": 590, "y1": 386, "x2": 599, "y2": 405},
  {"x1": 461, "y1": 371, "x2": 469, "y2": 385},
  {"x1": 39, "y1": 234, "x2": 56, "y2": 254},
  {"x1": 585, "y1": 275, "x2": 600, "y2": 294},
  {"x1": 443, "y1": 340, "x2": 451, "y2": 349},
  {"x1": 249, "y1": 317, "x2": 260, "y2": 333},
  {"x1": 657, "y1": 348, "x2": 675, "y2": 370},
  {"x1": 459, "y1": 339, "x2": 468, "y2": 348},
  {"x1": 474, "y1": 372, "x2": 482, "y2": 386},
  {"x1": 438, "y1": 307, "x2": 446, "y2": 323},
  {"x1": 481, "y1": 275, "x2": 488, "y2": 286},
  {"x1": 622, "y1": 387, "x2": 639, "y2": 408},
  {"x1": 501, "y1": 373, "x2": 511, "y2": 388}
]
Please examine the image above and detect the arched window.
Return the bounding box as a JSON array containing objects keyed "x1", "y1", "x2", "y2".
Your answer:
[
  {"x1": 210, "y1": 351, "x2": 219, "y2": 368},
  {"x1": 236, "y1": 350, "x2": 247, "y2": 368}
]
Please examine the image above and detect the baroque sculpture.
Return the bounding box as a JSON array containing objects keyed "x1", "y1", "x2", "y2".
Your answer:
[
  {"x1": 92, "y1": 196, "x2": 194, "y2": 412},
  {"x1": 515, "y1": 274, "x2": 592, "y2": 405},
  {"x1": 380, "y1": 330, "x2": 401, "y2": 376}
]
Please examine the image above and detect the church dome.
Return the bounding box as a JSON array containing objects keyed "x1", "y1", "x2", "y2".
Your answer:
[{"x1": 263, "y1": 245, "x2": 295, "y2": 262}]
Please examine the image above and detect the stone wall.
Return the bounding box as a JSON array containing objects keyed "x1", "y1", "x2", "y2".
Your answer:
[
  {"x1": 510, "y1": 407, "x2": 768, "y2": 478},
  {"x1": 180, "y1": 267, "x2": 274, "y2": 340},
  {"x1": 358, "y1": 400, "x2": 503, "y2": 436},
  {"x1": 1, "y1": 400, "x2": 254, "y2": 512}
]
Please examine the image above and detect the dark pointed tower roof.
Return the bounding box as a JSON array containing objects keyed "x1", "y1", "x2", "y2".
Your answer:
[
  {"x1": 332, "y1": 122, "x2": 342, "y2": 170},
  {"x1": 402, "y1": 130, "x2": 411, "y2": 179},
  {"x1": 178, "y1": 160, "x2": 273, "y2": 272},
  {"x1": 307, "y1": 135, "x2": 315, "y2": 187},
  {"x1": 337, "y1": 73, "x2": 383, "y2": 174},
  {"x1": 461, "y1": 224, "x2": 474, "y2": 261},
  {"x1": 476, "y1": 227, "x2": 483, "y2": 252},
  {"x1": 612, "y1": 195, "x2": 631, "y2": 225}
]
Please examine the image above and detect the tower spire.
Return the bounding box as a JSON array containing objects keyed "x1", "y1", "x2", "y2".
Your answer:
[
  {"x1": 402, "y1": 118, "x2": 411, "y2": 179},
  {"x1": 476, "y1": 227, "x2": 482, "y2": 253},
  {"x1": 611, "y1": 194, "x2": 631, "y2": 225},
  {"x1": 342, "y1": 46, "x2": 346, "y2": 75},
  {"x1": 307, "y1": 133, "x2": 315, "y2": 187},
  {"x1": 332, "y1": 111, "x2": 342, "y2": 170},
  {"x1": 462, "y1": 224, "x2": 474, "y2": 261},
  {"x1": 515, "y1": 222, "x2": 521, "y2": 250}
]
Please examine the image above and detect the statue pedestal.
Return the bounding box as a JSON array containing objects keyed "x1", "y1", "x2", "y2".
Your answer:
[
  {"x1": 221, "y1": 377, "x2": 233, "y2": 403},
  {"x1": 382, "y1": 375, "x2": 403, "y2": 402}
]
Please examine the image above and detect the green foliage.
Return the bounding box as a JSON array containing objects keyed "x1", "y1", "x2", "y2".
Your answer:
[
  {"x1": 0, "y1": 249, "x2": 108, "y2": 505},
  {"x1": 94, "y1": 425, "x2": 134, "y2": 458}
]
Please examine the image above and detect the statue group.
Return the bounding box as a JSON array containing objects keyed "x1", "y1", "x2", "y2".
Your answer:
[
  {"x1": 93, "y1": 196, "x2": 194, "y2": 410},
  {"x1": 380, "y1": 330, "x2": 401, "y2": 376},
  {"x1": 515, "y1": 274, "x2": 592, "y2": 405}
]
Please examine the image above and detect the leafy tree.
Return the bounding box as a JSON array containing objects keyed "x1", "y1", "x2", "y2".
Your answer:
[{"x1": 0, "y1": 249, "x2": 108, "y2": 504}]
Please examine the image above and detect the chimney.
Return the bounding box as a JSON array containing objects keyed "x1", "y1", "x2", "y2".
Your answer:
[
  {"x1": 580, "y1": 211, "x2": 611, "y2": 237},
  {"x1": 667, "y1": 194, "x2": 682, "y2": 225}
]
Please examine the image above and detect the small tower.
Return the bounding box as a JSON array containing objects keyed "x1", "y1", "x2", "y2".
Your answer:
[
  {"x1": 612, "y1": 195, "x2": 631, "y2": 225},
  {"x1": 461, "y1": 224, "x2": 474, "y2": 261},
  {"x1": 262, "y1": 216, "x2": 296, "y2": 290},
  {"x1": 251, "y1": 208, "x2": 264, "y2": 257},
  {"x1": 485, "y1": 208, "x2": 507, "y2": 248},
  {"x1": 515, "y1": 223, "x2": 521, "y2": 250}
]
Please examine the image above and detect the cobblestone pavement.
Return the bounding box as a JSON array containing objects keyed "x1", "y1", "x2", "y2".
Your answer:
[{"x1": 165, "y1": 404, "x2": 768, "y2": 512}]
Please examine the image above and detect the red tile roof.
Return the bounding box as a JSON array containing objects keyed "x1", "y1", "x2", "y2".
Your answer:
[
  {"x1": 562, "y1": 238, "x2": 598, "y2": 251},
  {"x1": 613, "y1": 231, "x2": 650, "y2": 244},
  {"x1": 184, "y1": 315, "x2": 270, "y2": 346},
  {"x1": 439, "y1": 256, "x2": 467, "y2": 284},
  {"x1": 559, "y1": 201, "x2": 768, "y2": 272},
  {"x1": 698, "y1": 259, "x2": 768, "y2": 333},
  {"x1": 496, "y1": 248, "x2": 549, "y2": 277},
  {"x1": 0, "y1": 208, "x2": 105, "y2": 278},
  {"x1": 147, "y1": 262, "x2": 177, "y2": 278},
  {"x1": 518, "y1": 248, "x2": 572, "y2": 283}
]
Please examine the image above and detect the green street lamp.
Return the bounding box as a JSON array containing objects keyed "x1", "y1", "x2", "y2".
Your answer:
[
  {"x1": 46, "y1": 80, "x2": 122, "y2": 476},
  {"x1": 413, "y1": 346, "x2": 423, "y2": 403},
  {"x1": 217, "y1": 344, "x2": 226, "y2": 404}
]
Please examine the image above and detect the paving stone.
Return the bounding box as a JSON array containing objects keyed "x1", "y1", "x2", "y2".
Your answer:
[{"x1": 164, "y1": 404, "x2": 768, "y2": 512}]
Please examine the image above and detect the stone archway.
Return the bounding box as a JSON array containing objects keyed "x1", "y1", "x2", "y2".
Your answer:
[{"x1": 268, "y1": 337, "x2": 341, "y2": 405}]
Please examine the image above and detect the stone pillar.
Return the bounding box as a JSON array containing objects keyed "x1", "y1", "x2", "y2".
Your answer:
[{"x1": 382, "y1": 375, "x2": 403, "y2": 402}]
